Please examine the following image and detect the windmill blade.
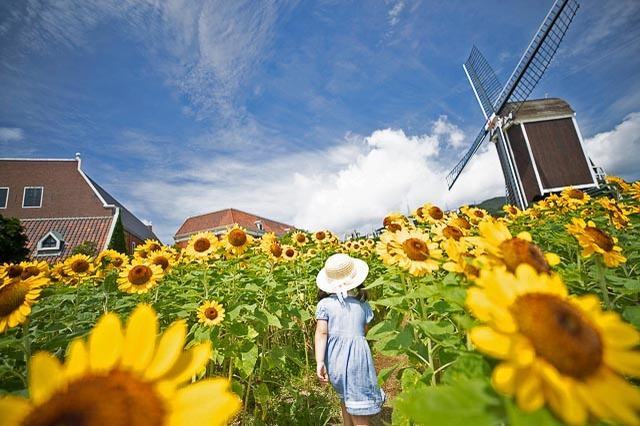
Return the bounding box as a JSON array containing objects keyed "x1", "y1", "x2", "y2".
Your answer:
[
  {"x1": 446, "y1": 127, "x2": 488, "y2": 189},
  {"x1": 493, "y1": 0, "x2": 579, "y2": 115},
  {"x1": 463, "y1": 46, "x2": 502, "y2": 119}
]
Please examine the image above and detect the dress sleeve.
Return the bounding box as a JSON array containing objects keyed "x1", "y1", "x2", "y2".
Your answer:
[
  {"x1": 364, "y1": 301, "x2": 374, "y2": 324},
  {"x1": 316, "y1": 300, "x2": 329, "y2": 321}
]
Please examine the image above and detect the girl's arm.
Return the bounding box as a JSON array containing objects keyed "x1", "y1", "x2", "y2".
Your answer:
[{"x1": 314, "y1": 319, "x2": 329, "y2": 385}]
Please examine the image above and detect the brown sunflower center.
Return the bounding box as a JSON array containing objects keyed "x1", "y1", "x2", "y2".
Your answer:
[
  {"x1": 385, "y1": 222, "x2": 402, "y2": 233},
  {"x1": 295, "y1": 234, "x2": 307, "y2": 243},
  {"x1": 584, "y1": 227, "x2": 614, "y2": 252},
  {"x1": 567, "y1": 188, "x2": 585, "y2": 200},
  {"x1": 152, "y1": 257, "x2": 170, "y2": 271},
  {"x1": 415, "y1": 207, "x2": 424, "y2": 219},
  {"x1": 402, "y1": 238, "x2": 429, "y2": 261},
  {"x1": 205, "y1": 307, "x2": 219, "y2": 320},
  {"x1": 228, "y1": 229, "x2": 247, "y2": 247},
  {"x1": 315, "y1": 231, "x2": 326, "y2": 241},
  {"x1": 0, "y1": 281, "x2": 29, "y2": 316},
  {"x1": 473, "y1": 210, "x2": 485, "y2": 218},
  {"x1": 148, "y1": 243, "x2": 162, "y2": 252},
  {"x1": 499, "y1": 238, "x2": 550, "y2": 273},
  {"x1": 112, "y1": 257, "x2": 124, "y2": 267},
  {"x1": 451, "y1": 217, "x2": 471, "y2": 230},
  {"x1": 428, "y1": 206, "x2": 444, "y2": 220},
  {"x1": 22, "y1": 370, "x2": 165, "y2": 426},
  {"x1": 71, "y1": 259, "x2": 91, "y2": 274},
  {"x1": 270, "y1": 243, "x2": 283, "y2": 257},
  {"x1": 128, "y1": 266, "x2": 153, "y2": 286},
  {"x1": 21, "y1": 266, "x2": 41, "y2": 280},
  {"x1": 7, "y1": 265, "x2": 23, "y2": 279},
  {"x1": 284, "y1": 248, "x2": 295, "y2": 258},
  {"x1": 511, "y1": 293, "x2": 603, "y2": 378},
  {"x1": 442, "y1": 226, "x2": 463, "y2": 241},
  {"x1": 194, "y1": 238, "x2": 211, "y2": 253}
]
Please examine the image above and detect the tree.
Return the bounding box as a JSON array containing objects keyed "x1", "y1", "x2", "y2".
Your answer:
[
  {"x1": 0, "y1": 215, "x2": 30, "y2": 263},
  {"x1": 71, "y1": 240, "x2": 98, "y2": 257},
  {"x1": 108, "y1": 214, "x2": 127, "y2": 254}
]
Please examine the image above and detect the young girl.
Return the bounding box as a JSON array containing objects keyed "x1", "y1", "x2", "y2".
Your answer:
[{"x1": 314, "y1": 253, "x2": 386, "y2": 426}]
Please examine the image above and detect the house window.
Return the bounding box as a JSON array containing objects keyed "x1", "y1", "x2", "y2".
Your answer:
[
  {"x1": 254, "y1": 220, "x2": 264, "y2": 231},
  {"x1": 23, "y1": 187, "x2": 43, "y2": 208},
  {"x1": 0, "y1": 187, "x2": 8, "y2": 208},
  {"x1": 36, "y1": 231, "x2": 65, "y2": 256}
]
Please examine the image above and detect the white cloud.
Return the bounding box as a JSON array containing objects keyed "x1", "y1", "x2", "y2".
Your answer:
[
  {"x1": 583, "y1": 112, "x2": 640, "y2": 181},
  {"x1": 111, "y1": 117, "x2": 506, "y2": 243},
  {"x1": 0, "y1": 127, "x2": 24, "y2": 142}
]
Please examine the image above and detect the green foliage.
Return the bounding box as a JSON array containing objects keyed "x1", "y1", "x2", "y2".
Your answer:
[
  {"x1": 0, "y1": 215, "x2": 29, "y2": 263},
  {"x1": 108, "y1": 213, "x2": 126, "y2": 254},
  {"x1": 71, "y1": 240, "x2": 98, "y2": 257}
]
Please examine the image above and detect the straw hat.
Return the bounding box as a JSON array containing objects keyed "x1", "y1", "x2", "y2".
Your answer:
[{"x1": 316, "y1": 253, "x2": 369, "y2": 294}]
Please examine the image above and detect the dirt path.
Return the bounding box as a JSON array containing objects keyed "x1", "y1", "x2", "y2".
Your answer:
[{"x1": 370, "y1": 354, "x2": 407, "y2": 426}]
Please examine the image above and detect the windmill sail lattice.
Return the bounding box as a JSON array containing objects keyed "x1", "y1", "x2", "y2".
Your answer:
[{"x1": 446, "y1": 0, "x2": 580, "y2": 200}]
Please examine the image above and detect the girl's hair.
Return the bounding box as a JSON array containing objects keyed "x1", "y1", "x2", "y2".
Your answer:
[{"x1": 318, "y1": 285, "x2": 368, "y2": 302}]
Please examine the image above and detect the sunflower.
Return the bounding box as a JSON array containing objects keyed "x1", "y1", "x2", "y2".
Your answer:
[
  {"x1": 391, "y1": 227, "x2": 442, "y2": 276},
  {"x1": 280, "y1": 245, "x2": 299, "y2": 262},
  {"x1": 502, "y1": 204, "x2": 522, "y2": 219},
  {"x1": 466, "y1": 264, "x2": 640, "y2": 425},
  {"x1": 197, "y1": 300, "x2": 226, "y2": 327},
  {"x1": 606, "y1": 175, "x2": 630, "y2": 192},
  {"x1": 565, "y1": 218, "x2": 627, "y2": 267},
  {"x1": 460, "y1": 205, "x2": 490, "y2": 224},
  {"x1": 382, "y1": 212, "x2": 408, "y2": 232},
  {"x1": 596, "y1": 197, "x2": 631, "y2": 229},
  {"x1": 222, "y1": 224, "x2": 254, "y2": 256},
  {"x1": 63, "y1": 254, "x2": 95, "y2": 278},
  {"x1": 147, "y1": 247, "x2": 178, "y2": 274},
  {"x1": 0, "y1": 274, "x2": 49, "y2": 333},
  {"x1": 561, "y1": 186, "x2": 591, "y2": 205},
  {"x1": 291, "y1": 231, "x2": 309, "y2": 247},
  {"x1": 468, "y1": 219, "x2": 559, "y2": 274},
  {"x1": 185, "y1": 231, "x2": 220, "y2": 261},
  {"x1": 375, "y1": 230, "x2": 400, "y2": 266},
  {"x1": 96, "y1": 249, "x2": 129, "y2": 270},
  {"x1": 117, "y1": 260, "x2": 164, "y2": 294},
  {"x1": 441, "y1": 238, "x2": 482, "y2": 280},
  {"x1": 0, "y1": 304, "x2": 241, "y2": 426},
  {"x1": 431, "y1": 221, "x2": 468, "y2": 243},
  {"x1": 14, "y1": 260, "x2": 50, "y2": 281},
  {"x1": 628, "y1": 181, "x2": 640, "y2": 200},
  {"x1": 311, "y1": 230, "x2": 333, "y2": 246},
  {"x1": 134, "y1": 239, "x2": 164, "y2": 259},
  {"x1": 447, "y1": 214, "x2": 472, "y2": 232}
]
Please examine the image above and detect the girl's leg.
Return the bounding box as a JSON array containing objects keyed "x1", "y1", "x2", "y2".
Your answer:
[
  {"x1": 350, "y1": 414, "x2": 371, "y2": 426},
  {"x1": 341, "y1": 402, "x2": 354, "y2": 426}
]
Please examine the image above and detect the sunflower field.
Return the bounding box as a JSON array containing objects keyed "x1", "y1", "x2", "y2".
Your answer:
[{"x1": 1, "y1": 177, "x2": 640, "y2": 426}]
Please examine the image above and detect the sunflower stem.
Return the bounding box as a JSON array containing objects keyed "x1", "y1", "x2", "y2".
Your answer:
[
  {"x1": 202, "y1": 266, "x2": 209, "y2": 299},
  {"x1": 22, "y1": 318, "x2": 31, "y2": 368},
  {"x1": 596, "y1": 257, "x2": 613, "y2": 309}
]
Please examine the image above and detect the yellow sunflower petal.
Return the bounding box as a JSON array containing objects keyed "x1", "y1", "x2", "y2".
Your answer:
[
  {"x1": 539, "y1": 362, "x2": 587, "y2": 426},
  {"x1": 144, "y1": 320, "x2": 187, "y2": 380},
  {"x1": 64, "y1": 338, "x2": 89, "y2": 381},
  {"x1": 582, "y1": 370, "x2": 640, "y2": 426},
  {"x1": 121, "y1": 304, "x2": 158, "y2": 372},
  {"x1": 470, "y1": 326, "x2": 513, "y2": 359},
  {"x1": 604, "y1": 350, "x2": 640, "y2": 377},
  {"x1": 514, "y1": 366, "x2": 544, "y2": 412},
  {"x1": 0, "y1": 395, "x2": 32, "y2": 426},
  {"x1": 29, "y1": 352, "x2": 65, "y2": 405},
  {"x1": 88, "y1": 312, "x2": 124, "y2": 372},
  {"x1": 491, "y1": 362, "x2": 517, "y2": 395},
  {"x1": 167, "y1": 378, "x2": 241, "y2": 426}
]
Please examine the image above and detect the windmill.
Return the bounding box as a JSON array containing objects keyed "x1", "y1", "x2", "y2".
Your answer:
[{"x1": 447, "y1": 0, "x2": 601, "y2": 209}]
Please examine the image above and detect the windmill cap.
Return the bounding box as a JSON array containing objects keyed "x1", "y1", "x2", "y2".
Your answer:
[{"x1": 316, "y1": 253, "x2": 369, "y2": 294}]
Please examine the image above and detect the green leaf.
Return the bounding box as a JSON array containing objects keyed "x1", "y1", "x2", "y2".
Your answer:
[
  {"x1": 236, "y1": 343, "x2": 259, "y2": 378},
  {"x1": 394, "y1": 379, "x2": 501, "y2": 426},
  {"x1": 623, "y1": 305, "x2": 640, "y2": 328}
]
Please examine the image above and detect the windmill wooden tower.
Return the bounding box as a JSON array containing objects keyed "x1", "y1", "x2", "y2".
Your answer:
[{"x1": 446, "y1": 0, "x2": 602, "y2": 209}]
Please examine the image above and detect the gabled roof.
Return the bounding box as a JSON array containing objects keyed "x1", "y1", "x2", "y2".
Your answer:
[
  {"x1": 88, "y1": 177, "x2": 159, "y2": 242},
  {"x1": 21, "y1": 216, "x2": 114, "y2": 263},
  {"x1": 174, "y1": 208, "x2": 295, "y2": 241},
  {"x1": 501, "y1": 98, "x2": 574, "y2": 122}
]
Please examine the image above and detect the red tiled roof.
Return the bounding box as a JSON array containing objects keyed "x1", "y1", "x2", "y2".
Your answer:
[
  {"x1": 174, "y1": 208, "x2": 295, "y2": 242},
  {"x1": 21, "y1": 216, "x2": 114, "y2": 263}
]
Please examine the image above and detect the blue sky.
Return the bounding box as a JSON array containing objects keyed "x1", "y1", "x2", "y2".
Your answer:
[{"x1": 1, "y1": 0, "x2": 639, "y2": 244}]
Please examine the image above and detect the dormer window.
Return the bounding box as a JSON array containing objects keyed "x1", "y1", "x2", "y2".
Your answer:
[
  {"x1": 36, "y1": 231, "x2": 65, "y2": 255},
  {"x1": 23, "y1": 187, "x2": 43, "y2": 208},
  {"x1": 254, "y1": 220, "x2": 264, "y2": 231}
]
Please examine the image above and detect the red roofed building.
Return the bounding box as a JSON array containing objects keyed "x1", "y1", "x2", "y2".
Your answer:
[
  {"x1": 174, "y1": 208, "x2": 295, "y2": 248},
  {"x1": 0, "y1": 154, "x2": 159, "y2": 262}
]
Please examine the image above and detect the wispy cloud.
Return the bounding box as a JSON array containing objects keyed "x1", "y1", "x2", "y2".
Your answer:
[{"x1": 0, "y1": 127, "x2": 24, "y2": 142}]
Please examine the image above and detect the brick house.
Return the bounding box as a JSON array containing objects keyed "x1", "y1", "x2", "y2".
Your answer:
[
  {"x1": 174, "y1": 208, "x2": 295, "y2": 248},
  {"x1": 0, "y1": 154, "x2": 159, "y2": 262}
]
